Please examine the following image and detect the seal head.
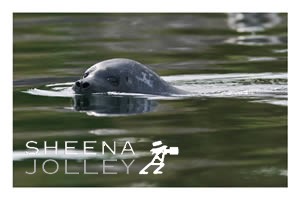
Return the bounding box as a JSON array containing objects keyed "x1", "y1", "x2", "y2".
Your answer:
[{"x1": 72, "y1": 58, "x2": 186, "y2": 95}]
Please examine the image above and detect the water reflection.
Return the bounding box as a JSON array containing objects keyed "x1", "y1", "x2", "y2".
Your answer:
[
  {"x1": 226, "y1": 13, "x2": 284, "y2": 46},
  {"x1": 227, "y1": 13, "x2": 281, "y2": 33},
  {"x1": 225, "y1": 35, "x2": 283, "y2": 46},
  {"x1": 72, "y1": 94, "x2": 158, "y2": 116}
]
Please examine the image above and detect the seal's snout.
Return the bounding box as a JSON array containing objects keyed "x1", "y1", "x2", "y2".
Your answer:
[
  {"x1": 73, "y1": 80, "x2": 91, "y2": 93},
  {"x1": 82, "y1": 82, "x2": 90, "y2": 88},
  {"x1": 75, "y1": 80, "x2": 90, "y2": 89},
  {"x1": 75, "y1": 80, "x2": 81, "y2": 88}
]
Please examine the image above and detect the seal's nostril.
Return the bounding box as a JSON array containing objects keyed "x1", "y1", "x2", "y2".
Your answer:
[
  {"x1": 82, "y1": 82, "x2": 90, "y2": 88},
  {"x1": 75, "y1": 81, "x2": 81, "y2": 87}
]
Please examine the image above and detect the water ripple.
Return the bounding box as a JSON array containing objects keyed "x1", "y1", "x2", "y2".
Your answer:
[{"x1": 23, "y1": 72, "x2": 287, "y2": 106}]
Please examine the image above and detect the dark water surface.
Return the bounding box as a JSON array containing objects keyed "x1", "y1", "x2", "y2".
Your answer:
[{"x1": 13, "y1": 13, "x2": 287, "y2": 187}]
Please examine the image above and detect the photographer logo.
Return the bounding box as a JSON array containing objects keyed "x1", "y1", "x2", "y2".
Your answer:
[
  {"x1": 23, "y1": 140, "x2": 179, "y2": 175},
  {"x1": 139, "y1": 141, "x2": 179, "y2": 175}
]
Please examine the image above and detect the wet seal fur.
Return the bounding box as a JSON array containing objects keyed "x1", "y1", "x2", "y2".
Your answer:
[{"x1": 72, "y1": 58, "x2": 187, "y2": 95}]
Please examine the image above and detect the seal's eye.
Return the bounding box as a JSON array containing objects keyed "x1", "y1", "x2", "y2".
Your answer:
[
  {"x1": 106, "y1": 76, "x2": 120, "y2": 86},
  {"x1": 83, "y1": 73, "x2": 89, "y2": 78}
]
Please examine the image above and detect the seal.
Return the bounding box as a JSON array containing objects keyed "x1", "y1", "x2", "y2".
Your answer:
[{"x1": 72, "y1": 58, "x2": 187, "y2": 95}]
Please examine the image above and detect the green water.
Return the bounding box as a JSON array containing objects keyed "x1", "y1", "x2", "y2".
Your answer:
[{"x1": 13, "y1": 13, "x2": 287, "y2": 187}]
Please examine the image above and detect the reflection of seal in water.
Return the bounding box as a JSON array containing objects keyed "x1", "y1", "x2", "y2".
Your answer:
[
  {"x1": 73, "y1": 94, "x2": 158, "y2": 115},
  {"x1": 72, "y1": 58, "x2": 186, "y2": 95}
]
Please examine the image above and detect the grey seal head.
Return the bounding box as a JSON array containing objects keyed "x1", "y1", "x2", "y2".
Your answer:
[{"x1": 72, "y1": 58, "x2": 187, "y2": 95}]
